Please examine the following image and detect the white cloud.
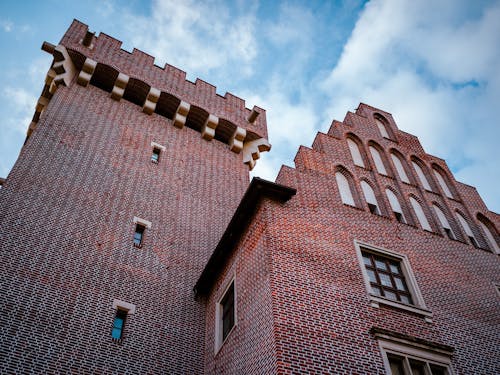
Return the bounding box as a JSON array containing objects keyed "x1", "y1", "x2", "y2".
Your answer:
[
  {"x1": 321, "y1": 0, "x2": 500, "y2": 212},
  {"x1": 1, "y1": 19, "x2": 13, "y2": 32},
  {"x1": 1, "y1": 87, "x2": 37, "y2": 133},
  {"x1": 120, "y1": 0, "x2": 258, "y2": 77}
]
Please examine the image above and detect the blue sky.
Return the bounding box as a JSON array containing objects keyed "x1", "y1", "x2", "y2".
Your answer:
[{"x1": 1, "y1": 0, "x2": 499, "y2": 212}]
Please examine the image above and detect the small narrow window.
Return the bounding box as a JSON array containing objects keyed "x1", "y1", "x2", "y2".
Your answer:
[
  {"x1": 375, "y1": 117, "x2": 390, "y2": 138},
  {"x1": 370, "y1": 146, "x2": 388, "y2": 175},
  {"x1": 412, "y1": 161, "x2": 432, "y2": 191},
  {"x1": 433, "y1": 169, "x2": 453, "y2": 198},
  {"x1": 111, "y1": 309, "x2": 127, "y2": 340},
  {"x1": 215, "y1": 280, "x2": 236, "y2": 352},
  {"x1": 456, "y1": 212, "x2": 479, "y2": 248},
  {"x1": 133, "y1": 224, "x2": 145, "y2": 248},
  {"x1": 409, "y1": 197, "x2": 432, "y2": 231},
  {"x1": 347, "y1": 138, "x2": 365, "y2": 167},
  {"x1": 433, "y1": 205, "x2": 456, "y2": 240},
  {"x1": 361, "y1": 181, "x2": 380, "y2": 215},
  {"x1": 151, "y1": 147, "x2": 161, "y2": 163},
  {"x1": 335, "y1": 172, "x2": 355, "y2": 206},
  {"x1": 478, "y1": 219, "x2": 500, "y2": 254},
  {"x1": 386, "y1": 189, "x2": 406, "y2": 223},
  {"x1": 391, "y1": 153, "x2": 410, "y2": 183}
]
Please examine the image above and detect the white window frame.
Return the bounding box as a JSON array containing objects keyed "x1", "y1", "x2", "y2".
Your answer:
[
  {"x1": 391, "y1": 153, "x2": 410, "y2": 183},
  {"x1": 409, "y1": 197, "x2": 432, "y2": 232},
  {"x1": 335, "y1": 172, "x2": 356, "y2": 206},
  {"x1": 375, "y1": 118, "x2": 390, "y2": 139},
  {"x1": 412, "y1": 161, "x2": 432, "y2": 191},
  {"x1": 433, "y1": 169, "x2": 453, "y2": 199},
  {"x1": 354, "y1": 241, "x2": 433, "y2": 322},
  {"x1": 370, "y1": 146, "x2": 388, "y2": 175},
  {"x1": 376, "y1": 333, "x2": 454, "y2": 375},
  {"x1": 347, "y1": 138, "x2": 365, "y2": 167},
  {"x1": 214, "y1": 276, "x2": 237, "y2": 354}
]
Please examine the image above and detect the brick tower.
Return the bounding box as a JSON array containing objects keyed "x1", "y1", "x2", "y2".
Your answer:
[
  {"x1": 1, "y1": 21, "x2": 499, "y2": 375},
  {"x1": 0, "y1": 20, "x2": 270, "y2": 373}
]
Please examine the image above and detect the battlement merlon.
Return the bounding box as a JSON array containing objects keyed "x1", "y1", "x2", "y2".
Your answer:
[{"x1": 59, "y1": 19, "x2": 268, "y2": 139}]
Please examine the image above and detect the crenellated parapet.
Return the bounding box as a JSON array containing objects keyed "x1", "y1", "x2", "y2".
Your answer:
[{"x1": 28, "y1": 19, "x2": 270, "y2": 170}]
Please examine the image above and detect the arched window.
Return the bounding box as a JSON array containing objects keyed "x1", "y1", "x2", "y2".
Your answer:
[
  {"x1": 412, "y1": 160, "x2": 432, "y2": 191},
  {"x1": 409, "y1": 197, "x2": 432, "y2": 231},
  {"x1": 361, "y1": 181, "x2": 380, "y2": 215},
  {"x1": 335, "y1": 172, "x2": 355, "y2": 206},
  {"x1": 456, "y1": 212, "x2": 479, "y2": 248},
  {"x1": 477, "y1": 215, "x2": 499, "y2": 253},
  {"x1": 433, "y1": 204, "x2": 455, "y2": 240},
  {"x1": 347, "y1": 138, "x2": 365, "y2": 167},
  {"x1": 375, "y1": 116, "x2": 390, "y2": 139},
  {"x1": 369, "y1": 146, "x2": 387, "y2": 175},
  {"x1": 391, "y1": 152, "x2": 410, "y2": 183},
  {"x1": 386, "y1": 189, "x2": 406, "y2": 223},
  {"x1": 433, "y1": 168, "x2": 454, "y2": 199}
]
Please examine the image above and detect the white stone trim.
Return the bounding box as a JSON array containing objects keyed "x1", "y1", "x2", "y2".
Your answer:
[
  {"x1": 354, "y1": 240, "x2": 432, "y2": 322},
  {"x1": 151, "y1": 142, "x2": 166, "y2": 151},
  {"x1": 214, "y1": 275, "x2": 237, "y2": 355},
  {"x1": 133, "y1": 216, "x2": 152, "y2": 229},
  {"x1": 112, "y1": 299, "x2": 136, "y2": 314},
  {"x1": 173, "y1": 100, "x2": 190, "y2": 129},
  {"x1": 201, "y1": 114, "x2": 219, "y2": 141},
  {"x1": 377, "y1": 334, "x2": 454, "y2": 374},
  {"x1": 229, "y1": 127, "x2": 246, "y2": 153},
  {"x1": 111, "y1": 73, "x2": 129, "y2": 101}
]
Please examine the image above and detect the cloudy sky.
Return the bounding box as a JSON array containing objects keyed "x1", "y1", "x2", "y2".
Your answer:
[{"x1": 0, "y1": 0, "x2": 499, "y2": 212}]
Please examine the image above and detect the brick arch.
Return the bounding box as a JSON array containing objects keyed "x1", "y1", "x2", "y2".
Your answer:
[
  {"x1": 389, "y1": 148, "x2": 415, "y2": 184},
  {"x1": 123, "y1": 78, "x2": 150, "y2": 107},
  {"x1": 345, "y1": 132, "x2": 369, "y2": 168},
  {"x1": 455, "y1": 209, "x2": 484, "y2": 249},
  {"x1": 90, "y1": 63, "x2": 119, "y2": 93},
  {"x1": 431, "y1": 201, "x2": 464, "y2": 242},
  {"x1": 476, "y1": 213, "x2": 500, "y2": 253},
  {"x1": 410, "y1": 156, "x2": 437, "y2": 192},
  {"x1": 334, "y1": 165, "x2": 362, "y2": 208},
  {"x1": 408, "y1": 193, "x2": 434, "y2": 231},
  {"x1": 385, "y1": 185, "x2": 414, "y2": 225},
  {"x1": 431, "y1": 163, "x2": 458, "y2": 200},
  {"x1": 367, "y1": 140, "x2": 394, "y2": 177},
  {"x1": 373, "y1": 113, "x2": 395, "y2": 140},
  {"x1": 359, "y1": 177, "x2": 387, "y2": 215}
]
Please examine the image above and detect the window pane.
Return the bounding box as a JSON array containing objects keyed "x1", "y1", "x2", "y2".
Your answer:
[
  {"x1": 348, "y1": 139, "x2": 365, "y2": 167},
  {"x1": 391, "y1": 153, "x2": 410, "y2": 183},
  {"x1": 370, "y1": 146, "x2": 387, "y2": 175},
  {"x1": 113, "y1": 317, "x2": 124, "y2": 329},
  {"x1": 400, "y1": 295, "x2": 411, "y2": 304},
  {"x1": 410, "y1": 360, "x2": 426, "y2": 375},
  {"x1": 384, "y1": 290, "x2": 397, "y2": 300},
  {"x1": 111, "y1": 327, "x2": 122, "y2": 339},
  {"x1": 412, "y1": 161, "x2": 432, "y2": 191},
  {"x1": 410, "y1": 197, "x2": 432, "y2": 231},
  {"x1": 379, "y1": 273, "x2": 392, "y2": 287},
  {"x1": 363, "y1": 255, "x2": 372, "y2": 267},
  {"x1": 367, "y1": 269, "x2": 377, "y2": 283},
  {"x1": 335, "y1": 172, "x2": 355, "y2": 206},
  {"x1": 430, "y1": 364, "x2": 448, "y2": 375},
  {"x1": 394, "y1": 277, "x2": 406, "y2": 291},
  {"x1": 389, "y1": 263, "x2": 399, "y2": 274},
  {"x1": 375, "y1": 259, "x2": 387, "y2": 271},
  {"x1": 371, "y1": 286, "x2": 382, "y2": 296},
  {"x1": 389, "y1": 356, "x2": 405, "y2": 375}
]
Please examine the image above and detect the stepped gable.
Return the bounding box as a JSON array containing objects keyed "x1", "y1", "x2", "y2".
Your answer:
[{"x1": 59, "y1": 19, "x2": 267, "y2": 139}]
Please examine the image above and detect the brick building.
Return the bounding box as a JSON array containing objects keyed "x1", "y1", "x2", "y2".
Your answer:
[{"x1": 0, "y1": 20, "x2": 498, "y2": 374}]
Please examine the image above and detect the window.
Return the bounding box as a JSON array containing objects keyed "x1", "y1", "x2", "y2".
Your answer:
[
  {"x1": 355, "y1": 242, "x2": 431, "y2": 320},
  {"x1": 456, "y1": 212, "x2": 479, "y2": 248},
  {"x1": 409, "y1": 197, "x2": 432, "y2": 231},
  {"x1": 215, "y1": 279, "x2": 236, "y2": 353},
  {"x1": 133, "y1": 224, "x2": 145, "y2": 248},
  {"x1": 111, "y1": 300, "x2": 135, "y2": 341},
  {"x1": 433, "y1": 169, "x2": 453, "y2": 199},
  {"x1": 150, "y1": 141, "x2": 166, "y2": 164},
  {"x1": 132, "y1": 216, "x2": 152, "y2": 248},
  {"x1": 391, "y1": 153, "x2": 410, "y2": 183},
  {"x1": 370, "y1": 146, "x2": 388, "y2": 175},
  {"x1": 361, "y1": 181, "x2": 380, "y2": 215},
  {"x1": 375, "y1": 330, "x2": 454, "y2": 375},
  {"x1": 375, "y1": 117, "x2": 390, "y2": 138},
  {"x1": 478, "y1": 218, "x2": 500, "y2": 254},
  {"x1": 335, "y1": 172, "x2": 355, "y2": 206},
  {"x1": 112, "y1": 309, "x2": 127, "y2": 340},
  {"x1": 412, "y1": 161, "x2": 432, "y2": 191},
  {"x1": 347, "y1": 138, "x2": 365, "y2": 167},
  {"x1": 151, "y1": 147, "x2": 161, "y2": 163},
  {"x1": 386, "y1": 189, "x2": 406, "y2": 223},
  {"x1": 433, "y1": 205, "x2": 456, "y2": 240}
]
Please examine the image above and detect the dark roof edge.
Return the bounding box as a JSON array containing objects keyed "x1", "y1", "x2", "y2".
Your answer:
[{"x1": 194, "y1": 177, "x2": 296, "y2": 296}]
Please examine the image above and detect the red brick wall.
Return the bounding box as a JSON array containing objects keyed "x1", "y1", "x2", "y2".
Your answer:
[{"x1": 0, "y1": 78, "x2": 250, "y2": 373}]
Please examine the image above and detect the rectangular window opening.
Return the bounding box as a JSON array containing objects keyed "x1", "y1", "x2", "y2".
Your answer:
[
  {"x1": 443, "y1": 228, "x2": 455, "y2": 240},
  {"x1": 133, "y1": 224, "x2": 145, "y2": 248},
  {"x1": 221, "y1": 282, "x2": 235, "y2": 341},
  {"x1": 394, "y1": 212, "x2": 405, "y2": 223},
  {"x1": 368, "y1": 203, "x2": 380, "y2": 215},
  {"x1": 468, "y1": 236, "x2": 479, "y2": 248},
  {"x1": 151, "y1": 147, "x2": 161, "y2": 163},
  {"x1": 111, "y1": 309, "x2": 127, "y2": 340}
]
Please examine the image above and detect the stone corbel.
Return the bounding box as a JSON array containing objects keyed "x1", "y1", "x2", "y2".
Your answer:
[
  {"x1": 173, "y1": 101, "x2": 190, "y2": 128},
  {"x1": 143, "y1": 87, "x2": 161, "y2": 115},
  {"x1": 242, "y1": 138, "x2": 271, "y2": 170},
  {"x1": 77, "y1": 58, "x2": 97, "y2": 87},
  {"x1": 111, "y1": 73, "x2": 129, "y2": 101},
  {"x1": 229, "y1": 127, "x2": 246, "y2": 153},
  {"x1": 201, "y1": 114, "x2": 218, "y2": 141},
  {"x1": 51, "y1": 45, "x2": 77, "y2": 87}
]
